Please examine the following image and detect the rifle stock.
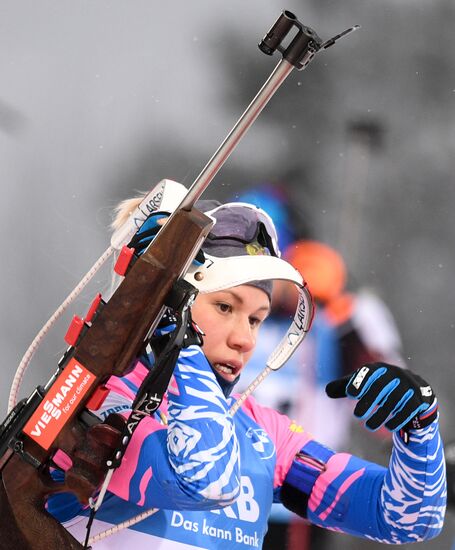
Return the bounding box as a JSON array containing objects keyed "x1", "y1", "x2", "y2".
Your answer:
[{"x1": 0, "y1": 206, "x2": 212, "y2": 503}]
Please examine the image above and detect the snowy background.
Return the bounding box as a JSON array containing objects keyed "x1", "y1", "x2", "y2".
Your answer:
[{"x1": 1, "y1": 1, "x2": 454, "y2": 547}]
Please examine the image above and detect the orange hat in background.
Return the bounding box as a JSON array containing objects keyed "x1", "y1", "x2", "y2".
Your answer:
[{"x1": 284, "y1": 240, "x2": 347, "y2": 303}]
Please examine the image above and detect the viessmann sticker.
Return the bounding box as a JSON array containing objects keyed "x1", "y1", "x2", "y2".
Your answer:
[{"x1": 23, "y1": 357, "x2": 97, "y2": 450}]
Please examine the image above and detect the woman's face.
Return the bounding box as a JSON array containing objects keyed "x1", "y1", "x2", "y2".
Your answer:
[{"x1": 191, "y1": 284, "x2": 271, "y2": 382}]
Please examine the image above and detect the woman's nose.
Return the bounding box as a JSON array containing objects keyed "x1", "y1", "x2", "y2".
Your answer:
[{"x1": 228, "y1": 320, "x2": 255, "y2": 352}]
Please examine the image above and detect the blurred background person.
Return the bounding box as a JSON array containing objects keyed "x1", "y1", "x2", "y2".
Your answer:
[
  {"x1": 239, "y1": 239, "x2": 407, "y2": 550},
  {"x1": 235, "y1": 185, "x2": 405, "y2": 443},
  {"x1": 283, "y1": 239, "x2": 405, "y2": 450},
  {"x1": 233, "y1": 184, "x2": 407, "y2": 549},
  {"x1": 282, "y1": 239, "x2": 406, "y2": 550}
]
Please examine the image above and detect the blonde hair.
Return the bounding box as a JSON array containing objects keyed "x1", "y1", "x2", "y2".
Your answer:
[
  {"x1": 111, "y1": 192, "x2": 147, "y2": 232},
  {"x1": 108, "y1": 192, "x2": 148, "y2": 298}
]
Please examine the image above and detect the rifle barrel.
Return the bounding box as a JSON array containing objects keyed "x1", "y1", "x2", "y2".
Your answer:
[{"x1": 180, "y1": 59, "x2": 294, "y2": 210}]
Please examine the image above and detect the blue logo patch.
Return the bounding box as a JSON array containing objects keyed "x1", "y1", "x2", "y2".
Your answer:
[{"x1": 245, "y1": 428, "x2": 275, "y2": 460}]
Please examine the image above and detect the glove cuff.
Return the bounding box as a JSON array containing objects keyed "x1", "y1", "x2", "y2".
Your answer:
[{"x1": 404, "y1": 399, "x2": 438, "y2": 432}]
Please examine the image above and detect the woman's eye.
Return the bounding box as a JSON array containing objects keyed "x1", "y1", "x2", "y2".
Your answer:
[
  {"x1": 216, "y1": 302, "x2": 232, "y2": 313},
  {"x1": 249, "y1": 317, "x2": 261, "y2": 328}
]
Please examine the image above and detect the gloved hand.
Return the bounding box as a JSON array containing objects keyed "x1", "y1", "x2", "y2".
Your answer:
[
  {"x1": 65, "y1": 413, "x2": 126, "y2": 504},
  {"x1": 325, "y1": 362, "x2": 437, "y2": 432},
  {"x1": 129, "y1": 213, "x2": 205, "y2": 265}
]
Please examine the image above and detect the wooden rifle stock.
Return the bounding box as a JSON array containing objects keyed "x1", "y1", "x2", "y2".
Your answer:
[{"x1": 0, "y1": 206, "x2": 213, "y2": 549}]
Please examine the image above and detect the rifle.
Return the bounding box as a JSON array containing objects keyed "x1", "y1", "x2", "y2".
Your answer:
[{"x1": 0, "y1": 11, "x2": 358, "y2": 549}]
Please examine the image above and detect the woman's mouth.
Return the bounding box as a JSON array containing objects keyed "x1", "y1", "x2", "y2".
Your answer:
[{"x1": 213, "y1": 362, "x2": 240, "y2": 381}]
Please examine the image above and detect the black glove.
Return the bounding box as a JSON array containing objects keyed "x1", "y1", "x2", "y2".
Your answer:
[
  {"x1": 65, "y1": 413, "x2": 125, "y2": 504},
  {"x1": 325, "y1": 362, "x2": 437, "y2": 432}
]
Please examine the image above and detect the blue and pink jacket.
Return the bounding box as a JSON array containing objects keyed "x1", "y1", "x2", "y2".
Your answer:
[{"x1": 48, "y1": 343, "x2": 446, "y2": 549}]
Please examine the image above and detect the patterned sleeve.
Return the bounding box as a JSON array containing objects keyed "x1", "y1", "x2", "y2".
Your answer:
[
  {"x1": 103, "y1": 344, "x2": 240, "y2": 510},
  {"x1": 282, "y1": 415, "x2": 446, "y2": 543}
]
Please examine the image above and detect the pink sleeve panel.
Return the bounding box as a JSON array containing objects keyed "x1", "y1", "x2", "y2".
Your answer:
[
  {"x1": 108, "y1": 414, "x2": 165, "y2": 502},
  {"x1": 308, "y1": 452, "x2": 367, "y2": 522},
  {"x1": 105, "y1": 360, "x2": 167, "y2": 502},
  {"x1": 106, "y1": 361, "x2": 149, "y2": 401},
  {"x1": 239, "y1": 395, "x2": 313, "y2": 488}
]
